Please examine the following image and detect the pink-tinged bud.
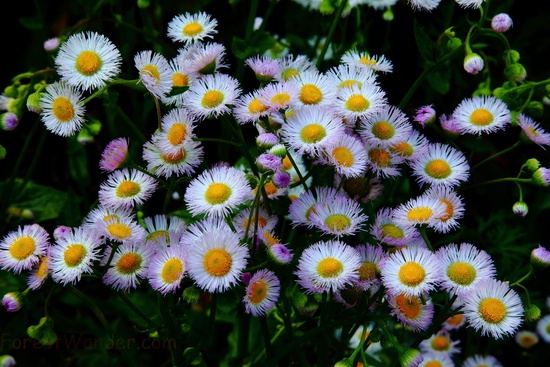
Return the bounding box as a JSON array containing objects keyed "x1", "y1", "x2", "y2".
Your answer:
[
  {"x1": 2, "y1": 292, "x2": 23, "y2": 312},
  {"x1": 43, "y1": 37, "x2": 61, "y2": 52},
  {"x1": 99, "y1": 137, "x2": 130, "y2": 172},
  {"x1": 463, "y1": 53, "x2": 484, "y2": 75},
  {"x1": 1, "y1": 112, "x2": 18, "y2": 131},
  {"x1": 491, "y1": 13, "x2": 513, "y2": 33},
  {"x1": 531, "y1": 245, "x2": 550, "y2": 269},
  {"x1": 414, "y1": 104, "x2": 436, "y2": 127},
  {"x1": 512, "y1": 201, "x2": 528, "y2": 217},
  {"x1": 532, "y1": 167, "x2": 550, "y2": 186}
]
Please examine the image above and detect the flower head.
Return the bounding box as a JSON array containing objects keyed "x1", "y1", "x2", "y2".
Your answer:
[
  {"x1": 99, "y1": 137, "x2": 129, "y2": 172},
  {"x1": 39, "y1": 81, "x2": 86, "y2": 136},
  {"x1": 410, "y1": 142, "x2": 470, "y2": 188},
  {"x1": 452, "y1": 95, "x2": 511, "y2": 135},
  {"x1": 491, "y1": 13, "x2": 513, "y2": 33},
  {"x1": 98, "y1": 168, "x2": 158, "y2": 210},
  {"x1": 243, "y1": 269, "x2": 281, "y2": 316},
  {"x1": 0, "y1": 224, "x2": 50, "y2": 274},
  {"x1": 167, "y1": 12, "x2": 218, "y2": 44}
]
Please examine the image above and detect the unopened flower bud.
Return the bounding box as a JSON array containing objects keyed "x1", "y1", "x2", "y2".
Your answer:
[
  {"x1": 524, "y1": 304, "x2": 541, "y2": 322},
  {"x1": 273, "y1": 170, "x2": 291, "y2": 188},
  {"x1": 414, "y1": 104, "x2": 436, "y2": 127},
  {"x1": 1, "y1": 112, "x2": 19, "y2": 131},
  {"x1": 531, "y1": 245, "x2": 550, "y2": 269},
  {"x1": 399, "y1": 348, "x2": 423, "y2": 367},
  {"x1": 2, "y1": 292, "x2": 23, "y2": 312},
  {"x1": 26, "y1": 91, "x2": 43, "y2": 113},
  {"x1": 525, "y1": 101, "x2": 543, "y2": 118},
  {"x1": 463, "y1": 53, "x2": 484, "y2": 75},
  {"x1": 446, "y1": 37, "x2": 462, "y2": 51},
  {"x1": 334, "y1": 359, "x2": 353, "y2": 367},
  {"x1": 525, "y1": 158, "x2": 540, "y2": 172},
  {"x1": 0, "y1": 145, "x2": 6, "y2": 160},
  {"x1": 43, "y1": 37, "x2": 60, "y2": 52},
  {"x1": 0, "y1": 355, "x2": 16, "y2": 367},
  {"x1": 504, "y1": 63, "x2": 527, "y2": 82},
  {"x1": 532, "y1": 167, "x2": 550, "y2": 186},
  {"x1": 182, "y1": 285, "x2": 201, "y2": 304},
  {"x1": 256, "y1": 132, "x2": 279, "y2": 150},
  {"x1": 268, "y1": 143, "x2": 287, "y2": 158},
  {"x1": 512, "y1": 201, "x2": 528, "y2": 217},
  {"x1": 491, "y1": 13, "x2": 513, "y2": 32}
]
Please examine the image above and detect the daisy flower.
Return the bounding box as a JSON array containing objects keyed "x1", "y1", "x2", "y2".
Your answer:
[
  {"x1": 388, "y1": 292, "x2": 434, "y2": 332},
  {"x1": 266, "y1": 243, "x2": 293, "y2": 265},
  {"x1": 184, "y1": 165, "x2": 252, "y2": 217},
  {"x1": 103, "y1": 241, "x2": 156, "y2": 291},
  {"x1": 389, "y1": 129, "x2": 430, "y2": 161},
  {"x1": 515, "y1": 330, "x2": 539, "y2": 348},
  {"x1": 325, "y1": 63, "x2": 378, "y2": 90},
  {"x1": 143, "y1": 214, "x2": 187, "y2": 247},
  {"x1": 354, "y1": 244, "x2": 386, "y2": 290},
  {"x1": 98, "y1": 168, "x2": 158, "y2": 210},
  {"x1": 179, "y1": 42, "x2": 228, "y2": 75},
  {"x1": 245, "y1": 55, "x2": 281, "y2": 83},
  {"x1": 281, "y1": 105, "x2": 345, "y2": 157},
  {"x1": 463, "y1": 355, "x2": 502, "y2": 367},
  {"x1": 410, "y1": 142, "x2": 470, "y2": 188},
  {"x1": 288, "y1": 186, "x2": 345, "y2": 227},
  {"x1": 258, "y1": 80, "x2": 300, "y2": 111},
  {"x1": 341, "y1": 49, "x2": 393, "y2": 73},
  {"x1": 407, "y1": 0, "x2": 442, "y2": 11},
  {"x1": 167, "y1": 12, "x2": 218, "y2": 44},
  {"x1": 55, "y1": 31, "x2": 122, "y2": 92},
  {"x1": 134, "y1": 50, "x2": 172, "y2": 99},
  {"x1": 422, "y1": 186, "x2": 465, "y2": 233},
  {"x1": 380, "y1": 246, "x2": 441, "y2": 297},
  {"x1": 292, "y1": 69, "x2": 337, "y2": 107},
  {"x1": 309, "y1": 195, "x2": 369, "y2": 237},
  {"x1": 461, "y1": 278, "x2": 524, "y2": 339},
  {"x1": 27, "y1": 254, "x2": 50, "y2": 290},
  {"x1": 417, "y1": 353, "x2": 454, "y2": 367},
  {"x1": 0, "y1": 224, "x2": 50, "y2": 274},
  {"x1": 436, "y1": 242, "x2": 496, "y2": 296},
  {"x1": 155, "y1": 108, "x2": 197, "y2": 156},
  {"x1": 49, "y1": 227, "x2": 102, "y2": 285},
  {"x1": 179, "y1": 216, "x2": 232, "y2": 248},
  {"x1": 243, "y1": 268, "x2": 281, "y2": 316},
  {"x1": 39, "y1": 81, "x2": 86, "y2": 136},
  {"x1": 233, "y1": 206, "x2": 278, "y2": 241},
  {"x1": 82, "y1": 204, "x2": 134, "y2": 232},
  {"x1": 333, "y1": 83, "x2": 388, "y2": 122},
  {"x1": 442, "y1": 300, "x2": 466, "y2": 331},
  {"x1": 536, "y1": 314, "x2": 550, "y2": 343},
  {"x1": 148, "y1": 244, "x2": 188, "y2": 295},
  {"x1": 318, "y1": 133, "x2": 368, "y2": 178},
  {"x1": 99, "y1": 137, "x2": 130, "y2": 172},
  {"x1": 142, "y1": 135, "x2": 204, "y2": 179},
  {"x1": 233, "y1": 90, "x2": 271, "y2": 124},
  {"x1": 161, "y1": 56, "x2": 198, "y2": 108},
  {"x1": 187, "y1": 230, "x2": 249, "y2": 293},
  {"x1": 452, "y1": 95, "x2": 511, "y2": 135},
  {"x1": 370, "y1": 207, "x2": 421, "y2": 247},
  {"x1": 365, "y1": 144, "x2": 405, "y2": 178},
  {"x1": 391, "y1": 195, "x2": 447, "y2": 228},
  {"x1": 184, "y1": 73, "x2": 241, "y2": 120},
  {"x1": 100, "y1": 215, "x2": 147, "y2": 244},
  {"x1": 419, "y1": 330, "x2": 460, "y2": 356},
  {"x1": 359, "y1": 105, "x2": 413, "y2": 148},
  {"x1": 275, "y1": 54, "x2": 316, "y2": 82},
  {"x1": 295, "y1": 240, "x2": 361, "y2": 294},
  {"x1": 518, "y1": 113, "x2": 550, "y2": 148}
]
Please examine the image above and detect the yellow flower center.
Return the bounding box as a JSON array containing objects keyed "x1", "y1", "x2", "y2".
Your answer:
[
  {"x1": 425, "y1": 361, "x2": 443, "y2": 367},
  {"x1": 470, "y1": 108, "x2": 494, "y2": 126},
  {"x1": 380, "y1": 223, "x2": 404, "y2": 239},
  {"x1": 425, "y1": 159, "x2": 452, "y2": 179},
  {"x1": 317, "y1": 257, "x2": 344, "y2": 278},
  {"x1": 248, "y1": 98, "x2": 268, "y2": 114},
  {"x1": 75, "y1": 50, "x2": 102, "y2": 75},
  {"x1": 36, "y1": 256, "x2": 49, "y2": 278},
  {"x1": 324, "y1": 214, "x2": 351, "y2": 232},
  {"x1": 142, "y1": 64, "x2": 161, "y2": 82},
  {"x1": 247, "y1": 279, "x2": 268, "y2": 304},
  {"x1": 282, "y1": 156, "x2": 292, "y2": 170},
  {"x1": 332, "y1": 146, "x2": 354, "y2": 167},
  {"x1": 281, "y1": 68, "x2": 299, "y2": 81},
  {"x1": 395, "y1": 293, "x2": 421, "y2": 319},
  {"x1": 338, "y1": 80, "x2": 362, "y2": 89},
  {"x1": 407, "y1": 207, "x2": 433, "y2": 222},
  {"x1": 300, "y1": 123, "x2": 326, "y2": 144},
  {"x1": 243, "y1": 216, "x2": 267, "y2": 229},
  {"x1": 146, "y1": 230, "x2": 170, "y2": 243},
  {"x1": 263, "y1": 182, "x2": 278, "y2": 196},
  {"x1": 116, "y1": 252, "x2": 142, "y2": 274},
  {"x1": 172, "y1": 72, "x2": 188, "y2": 87},
  {"x1": 106, "y1": 223, "x2": 132, "y2": 240},
  {"x1": 64, "y1": 244, "x2": 86, "y2": 267},
  {"x1": 398, "y1": 261, "x2": 425, "y2": 287},
  {"x1": 167, "y1": 123, "x2": 187, "y2": 145},
  {"x1": 478, "y1": 298, "x2": 507, "y2": 324},
  {"x1": 263, "y1": 231, "x2": 280, "y2": 246},
  {"x1": 371, "y1": 121, "x2": 395, "y2": 140},
  {"x1": 162, "y1": 148, "x2": 186, "y2": 164},
  {"x1": 102, "y1": 214, "x2": 120, "y2": 223},
  {"x1": 203, "y1": 248, "x2": 232, "y2": 276},
  {"x1": 182, "y1": 21, "x2": 203, "y2": 37},
  {"x1": 52, "y1": 97, "x2": 75, "y2": 122},
  {"x1": 431, "y1": 336, "x2": 450, "y2": 351},
  {"x1": 518, "y1": 334, "x2": 537, "y2": 348},
  {"x1": 270, "y1": 92, "x2": 291, "y2": 106},
  {"x1": 116, "y1": 180, "x2": 141, "y2": 198},
  {"x1": 205, "y1": 182, "x2": 232, "y2": 205},
  {"x1": 161, "y1": 258, "x2": 183, "y2": 283},
  {"x1": 447, "y1": 261, "x2": 476, "y2": 286},
  {"x1": 368, "y1": 148, "x2": 391, "y2": 167},
  {"x1": 390, "y1": 142, "x2": 413, "y2": 157},
  {"x1": 359, "y1": 56, "x2": 376, "y2": 66},
  {"x1": 9, "y1": 236, "x2": 36, "y2": 260},
  {"x1": 299, "y1": 84, "x2": 323, "y2": 105},
  {"x1": 446, "y1": 313, "x2": 464, "y2": 326},
  {"x1": 358, "y1": 261, "x2": 377, "y2": 281},
  {"x1": 345, "y1": 94, "x2": 369, "y2": 112},
  {"x1": 437, "y1": 199, "x2": 453, "y2": 221},
  {"x1": 201, "y1": 90, "x2": 224, "y2": 109}
]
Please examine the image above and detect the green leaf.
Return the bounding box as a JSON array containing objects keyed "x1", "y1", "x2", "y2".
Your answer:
[
  {"x1": 426, "y1": 63, "x2": 451, "y2": 95},
  {"x1": 414, "y1": 19, "x2": 434, "y2": 63}
]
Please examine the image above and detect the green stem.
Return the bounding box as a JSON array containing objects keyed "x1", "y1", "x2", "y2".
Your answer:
[
  {"x1": 117, "y1": 292, "x2": 160, "y2": 330},
  {"x1": 510, "y1": 269, "x2": 533, "y2": 287},
  {"x1": 472, "y1": 140, "x2": 523, "y2": 170},
  {"x1": 259, "y1": 316, "x2": 273, "y2": 360},
  {"x1": 316, "y1": 0, "x2": 348, "y2": 69},
  {"x1": 158, "y1": 293, "x2": 184, "y2": 367},
  {"x1": 418, "y1": 225, "x2": 433, "y2": 252},
  {"x1": 459, "y1": 177, "x2": 532, "y2": 192}
]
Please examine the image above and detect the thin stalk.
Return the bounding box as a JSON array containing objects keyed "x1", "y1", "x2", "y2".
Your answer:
[
  {"x1": 472, "y1": 140, "x2": 523, "y2": 170},
  {"x1": 459, "y1": 177, "x2": 532, "y2": 192},
  {"x1": 316, "y1": 0, "x2": 348, "y2": 69},
  {"x1": 117, "y1": 292, "x2": 161, "y2": 330}
]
